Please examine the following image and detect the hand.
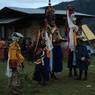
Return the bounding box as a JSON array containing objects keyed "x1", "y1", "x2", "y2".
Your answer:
[{"x1": 81, "y1": 57, "x2": 85, "y2": 61}]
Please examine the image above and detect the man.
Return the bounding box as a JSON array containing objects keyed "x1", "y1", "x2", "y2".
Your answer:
[{"x1": 66, "y1": 5, "x2": 78, "y2": 78}]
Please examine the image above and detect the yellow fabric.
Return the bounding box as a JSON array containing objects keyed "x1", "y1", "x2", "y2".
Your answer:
[
  {"x1": 8, "y1": 41, "x2": 24, "y2": 64},
  {"x1": 74, "y1": 32, "x2": 77, "y2": 48},
  {"x1": 46, "y1": 49, "x2": 50, "y2": 58},
  {"x1": 17, "y1": 53, "x2": 24, "y2": 64},
  {"x1": 82, "y1": 24, "x2": 95, "y2": 41}
]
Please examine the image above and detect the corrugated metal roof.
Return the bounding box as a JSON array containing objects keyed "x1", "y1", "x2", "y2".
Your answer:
[
  {"x1": 7, "y1": 7, "x2": 95, "y2": 17},
  {"x1": 0, "y1": 18, "x2": 21, "y2": 24},
  {"x1": 0, "y1": 7, "x2": 94, "y2": 24}
]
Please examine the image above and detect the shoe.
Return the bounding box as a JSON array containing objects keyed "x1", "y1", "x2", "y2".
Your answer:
[{"x1": 51, "y1": 73, "x2": 57, "y2": 80}]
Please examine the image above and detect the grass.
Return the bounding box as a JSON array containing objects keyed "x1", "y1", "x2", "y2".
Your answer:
[{"x1": 0, "y1": 55, "x2": 95, "y2": 95}]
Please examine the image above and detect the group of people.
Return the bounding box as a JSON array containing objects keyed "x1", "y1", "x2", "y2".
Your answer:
[
  {"x1": 68, "y1": 38, "x2": 90, "y2": 80},
  {"x1": 32, "y1": 23, "x2": 63, "y2": 86},
  {"x1": 2, "y1": 29, "x2": 90, "y2": 87},
  {"x1": 32, "y1": 3, "x2": 65, "y2": 85},
  {"x1": 2, "y1": 4, "x2": 91, "y2": 88},
  {"x1": 32, "y1": 4, "x2": 90, "y2": 86},
  {"x1": 66, "y1": 4, "x2": 90, "y2": 81}
]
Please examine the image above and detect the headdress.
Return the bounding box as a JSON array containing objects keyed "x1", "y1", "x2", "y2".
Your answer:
[{"x1": 11, "y1": 32, "x2": 24, "y2": 41}]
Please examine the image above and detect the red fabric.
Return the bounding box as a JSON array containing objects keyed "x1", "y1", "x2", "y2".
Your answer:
[{"x1": 9, "y1": 60, "x2": 18, "y2": 69}]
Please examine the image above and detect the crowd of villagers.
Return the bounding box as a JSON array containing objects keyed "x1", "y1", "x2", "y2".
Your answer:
[{"x1": 0, "y1": 4, "x2": 90, "y2": 87}]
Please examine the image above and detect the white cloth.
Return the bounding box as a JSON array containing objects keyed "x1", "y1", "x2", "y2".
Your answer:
[
  {"x1": 6, "y1": 58, "x2": 12, "y2": 78},
  {"x1": 45, "y1": 32, "x2": 53, "y2": 50},
  {"x1": 67, "y1": 10, "x2": 78, "y2": 51},
  {"x1": 45, "y1": 32, "x2": 53, "y2": 71},
  {"x1": 69, "y1": 28, "x2": 75, "y2": 51},
  {"x1": 73, "y1": 51, "x2": 76, "y2": 66},
  {"x1": 67, "y1": 10, "x2": 75, "y2": 29}
]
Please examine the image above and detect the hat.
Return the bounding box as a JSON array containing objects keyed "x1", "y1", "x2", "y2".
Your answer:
[
  {"x1": 11, "y1": 32, "x2": 24, "y2": 38},
  {"x1": 11, "y1": 32, "x2": 24, "y2": 41}
]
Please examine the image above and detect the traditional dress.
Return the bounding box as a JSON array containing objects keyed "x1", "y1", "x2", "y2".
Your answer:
[
  {"x1": 44, "y1": 31, "x2": 53, "y2": 71},
  {"x1": 44, "y1": 1, "x2": 55, "y2": 72},
  {"x1": 6, "y1": 40, "x2": 24, "y2": 78},
  {"x1": 66, "y1": 5, "x2": 78, "y2": 78},
  {"x1": 33, "y1": 47, "x2": 50, "y2": 85},
  {"x1": 6, "y1": 32, "x2": 24, "y2": 89},
  {"x1": 8, "y1": 41, "x2": 24, "y2": 72},
  {"x1": 53, "y1": 42, "x2": 63, "y2": 72},
  {"x1": 52, "y1": 29, "x2": 63, "y2": 73}
]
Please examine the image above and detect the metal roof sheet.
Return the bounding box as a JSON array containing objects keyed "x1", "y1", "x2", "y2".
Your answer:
[
  {"x1": 0, "y1": 18, "x2": 20, "y2": 24},
  {"x1": 6, "y1": 7, "x2": 95, "y2": 17}
]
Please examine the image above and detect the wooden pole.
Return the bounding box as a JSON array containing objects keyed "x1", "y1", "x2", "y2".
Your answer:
[{"x1": 49, "y1": 0, "x2": 51, "y2": 5}]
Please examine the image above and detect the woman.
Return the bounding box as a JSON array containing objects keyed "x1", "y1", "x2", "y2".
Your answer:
[{"x1": 51, "y1": 28, "x2": 63, "y2": 79}]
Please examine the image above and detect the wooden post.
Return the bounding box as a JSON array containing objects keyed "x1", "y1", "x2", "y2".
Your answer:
[{"x1": 1, "y1": 25, "x2": 5, "y2": 38}]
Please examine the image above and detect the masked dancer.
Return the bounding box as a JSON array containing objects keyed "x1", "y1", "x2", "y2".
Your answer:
[{"x1": 6, "y1": 32, "x2": 24, "y2": 87}]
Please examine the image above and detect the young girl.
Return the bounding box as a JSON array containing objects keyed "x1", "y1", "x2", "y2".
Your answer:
[{"x1": 33, "y1": 39, "x2": 50, "y2": 86}]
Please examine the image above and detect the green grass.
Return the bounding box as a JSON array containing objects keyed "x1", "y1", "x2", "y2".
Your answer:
[{"x1": 0, "y1": 55, "x2": 95, "y2": 95}]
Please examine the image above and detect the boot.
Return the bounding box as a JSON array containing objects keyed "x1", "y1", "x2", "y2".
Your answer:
[
  {"x1": 69, "y1": 68, "x2": 72, "y2": 77},
  {"x1": 78, "y1": 70, "x2": 82, "y2": 80},
  {"x1": 83, "y1": 70, "x2": 87, "y2": 80},
  {"x1": 51, "y1": 72, "x2": 57, "y2": 79}
]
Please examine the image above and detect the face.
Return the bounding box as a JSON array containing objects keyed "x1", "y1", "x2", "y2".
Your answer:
[
  {"x1": 12, "y1": 36, "x2": 20, "y2": 42},
  {"x1": 71, "y1": 14, "x2": 76, "y2": 24}
]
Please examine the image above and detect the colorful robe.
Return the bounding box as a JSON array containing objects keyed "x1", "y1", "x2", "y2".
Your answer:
[
  {"x1": 67, "y1": 10, "x2": 78, "y2": 51},
  {"x1": 33, "y1": 48, "x2": 50, "y2": 82},
  {"x1": 6, "y1": 41, "x2": 24, "y2": 77}
]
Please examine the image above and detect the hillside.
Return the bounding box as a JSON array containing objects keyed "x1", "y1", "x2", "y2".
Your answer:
[{"x1": 54, "y1": 0, "x2": 95, "y2": 15}]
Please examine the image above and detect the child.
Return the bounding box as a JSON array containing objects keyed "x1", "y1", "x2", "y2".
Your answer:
[
  {"x1": 6, "y1": 32, "x2": 24, "y2": 87},
  {"x1": 76, "y1": 39, "x2": 90, "y2": 80},
  {"x1": 33, "y1": 41, "x2": 50, "y2": 86}
]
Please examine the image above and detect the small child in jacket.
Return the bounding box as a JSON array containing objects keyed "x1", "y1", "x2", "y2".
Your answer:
[{"x1": 76, "y1": 39, "x2": 90, "y2": 80}]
